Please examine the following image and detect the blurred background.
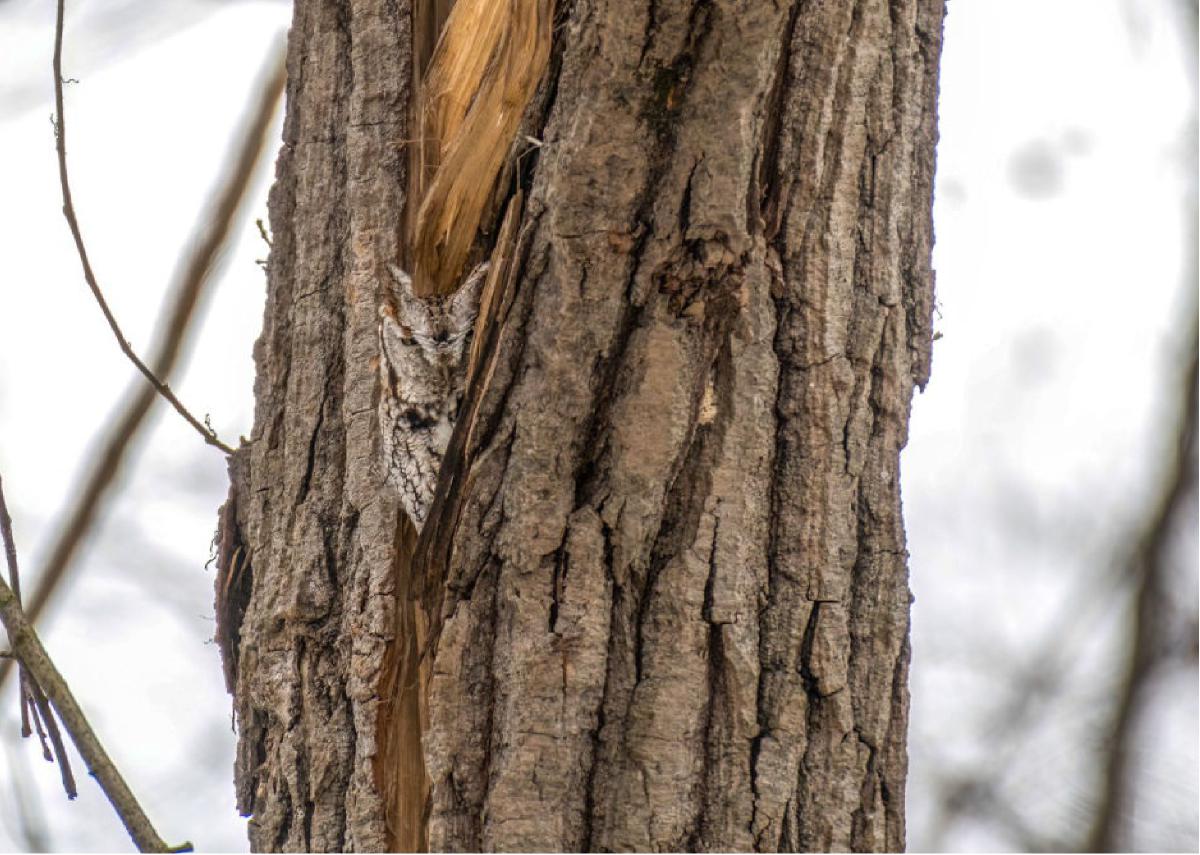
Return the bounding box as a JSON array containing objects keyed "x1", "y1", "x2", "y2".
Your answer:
[{"x1": 0, "y1": 0, "x2": 1195, "y2": 850}]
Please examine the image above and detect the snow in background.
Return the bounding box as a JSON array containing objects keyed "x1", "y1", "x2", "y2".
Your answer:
[{"x1": 0, "y1": 0, "x2": 1194, "y2": 850}]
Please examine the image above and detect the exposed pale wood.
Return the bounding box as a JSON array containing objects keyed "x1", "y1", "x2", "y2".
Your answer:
[
  {"x1": 409, "y1": 0, "x2": 554, "y2": 297},
  {"x1": 225, "y1": 0, "x2": 945, "y2": 850},
  {"x1": 377, "y1": 519, "x2": 428, "y2": 852}
]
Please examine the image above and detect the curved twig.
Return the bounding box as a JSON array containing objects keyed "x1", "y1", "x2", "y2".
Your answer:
[
  {"x1": 52, "y1": 0, "x2": 234, "y2": 455},
  {"x1": 0, "y1": 12, "x2": 285, "y2": 695}
]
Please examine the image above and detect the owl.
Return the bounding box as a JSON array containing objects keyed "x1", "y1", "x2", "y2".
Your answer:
[{"x1": 378, "y1": 262, "x2": 487, "y2": 528}]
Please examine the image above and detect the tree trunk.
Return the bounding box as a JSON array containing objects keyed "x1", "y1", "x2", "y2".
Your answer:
[{"x1": 217, "y1": 0, "x2": 944, "y2": 851}]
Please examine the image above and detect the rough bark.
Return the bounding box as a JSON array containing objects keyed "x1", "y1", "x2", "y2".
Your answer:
[
  {"x1": 219, "y1": 1, "x2": 413, "y2": 850},
  {"x1": 221, "y1": 0, "x2": 944, "y2": 851}
]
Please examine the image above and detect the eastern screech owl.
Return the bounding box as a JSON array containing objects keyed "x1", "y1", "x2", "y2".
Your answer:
[{"x1": 378, "y1": 262, "x2": 487, "y2": 529}]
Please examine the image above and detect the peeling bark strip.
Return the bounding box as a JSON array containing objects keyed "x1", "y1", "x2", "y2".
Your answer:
[{"x1": 223, "y1": 0, "x2": 943, "y2": 851}]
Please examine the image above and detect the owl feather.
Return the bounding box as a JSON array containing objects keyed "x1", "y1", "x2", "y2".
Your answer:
[{"x1": 378, "y1": 262, "x2": 487, "y2": 528}]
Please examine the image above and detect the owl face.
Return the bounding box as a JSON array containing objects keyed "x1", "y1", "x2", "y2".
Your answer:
[{"x1": 384, "y1": 263, "x2": 485, "y2": 375}]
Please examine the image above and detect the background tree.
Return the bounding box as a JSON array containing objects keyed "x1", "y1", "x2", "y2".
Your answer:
[{"x1": 218, "y1": 0, "x2": 945, "y2": 850}]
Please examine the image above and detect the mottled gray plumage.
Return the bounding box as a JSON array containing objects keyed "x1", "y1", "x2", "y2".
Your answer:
[{"x1": 378, "y1": 262, "x2": 486, "y2": 528}]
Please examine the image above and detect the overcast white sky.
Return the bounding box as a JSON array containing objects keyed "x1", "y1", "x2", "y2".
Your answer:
[{"x1": 0, "y1": 0, "x2": 1194, "y2": 851}]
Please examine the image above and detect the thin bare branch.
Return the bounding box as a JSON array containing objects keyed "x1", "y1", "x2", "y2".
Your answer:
[
  {"x1": 24, "y1": 687, "x2": 53, "y2": 762},
  {"x1": 52, "y1": 0, "x2": 234, "y2": 455},
  {"x1": 2, "y1": 479, "x2": 42, "y2": 765},
  {"x1": 1085, "y1": 314, "x2": 1199, "y2": 851},
  {"x1": 0, "y1": 477, "x2": 189, "y2": 852},
  {"x1": 0, "y1": 497, "x2": 18, "y2": 604},
  {"x1": 2, "y1": 476, "x2": 76, "y2": 793},
  {"x1": 2, "y1": 488, "x2": 34, "y2": 744},
  {"x1": 0, "y1": 27, "x2": 286, "y2": 694},
  {"x1": 26, "y1": 677, "x2": 77, "y2": 800},
  {"x1": 1087, "y1": 14, "x2": 1198, "y2": 834}
]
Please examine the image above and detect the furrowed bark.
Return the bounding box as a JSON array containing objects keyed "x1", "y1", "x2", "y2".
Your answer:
[
  {"x1": 219, "y1": 1, "x2": 414, "y2": 849},
  {"x1": 223, "y1": 0, "x2": 944, "y2": 851},
  {"x1": 415, "y1": 0, "x2": 943, "y2": 850}
]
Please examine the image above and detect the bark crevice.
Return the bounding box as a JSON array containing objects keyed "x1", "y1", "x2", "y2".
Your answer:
[{"x1": 223, "y1": 0, "x2": 944, "y2": 850}]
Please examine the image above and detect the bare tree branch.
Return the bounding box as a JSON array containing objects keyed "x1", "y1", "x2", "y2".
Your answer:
[
  {"x1": 1086, "y1": 8, "x2": 1199, "y2": 843},
  {"x1": 1085, "y1": 307, "x2": 1199, "y2": 852},
  {"x1": 0, "y1": 27, "x2": 287, "y2": 694},
  {"x1": 52, "y1": 0, "x2": 235, "y2": 455},
  {"x1": 0, "y1": 477, "x2": 77, "y2": 798},
  {"x1": 27, "y1": 674, "x2": 77, "y2": 799},
  {"x1": 1, "y1": 483, "x2": 34, "y2": 743},
  {"x1": 0, "y1": 476, "x2": 190, "y2": 853}
]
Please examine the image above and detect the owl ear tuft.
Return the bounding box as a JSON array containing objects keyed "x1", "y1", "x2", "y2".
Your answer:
[
  {"x1": 388, "y1": 263, "x2": 415, "y2": 298},
  {"x1": 451, "y1": 262, "x2": 488, "y2": 318},
  {"x1": 390, "y1": 263, "x2": 435, "y2": 332}
]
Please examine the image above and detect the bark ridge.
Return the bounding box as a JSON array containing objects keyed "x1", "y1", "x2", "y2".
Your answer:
[{"x1": 222, "y1": 0, "x2": 945, "y2": 851}]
